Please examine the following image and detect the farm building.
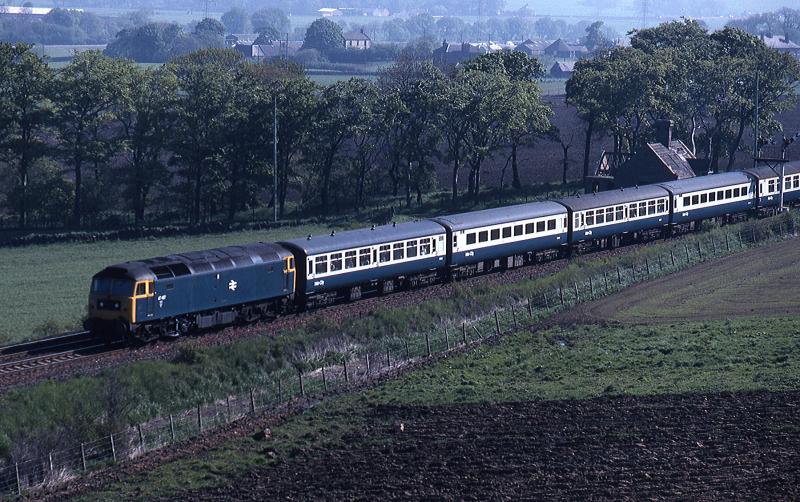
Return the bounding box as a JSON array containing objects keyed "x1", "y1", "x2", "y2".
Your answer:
[
  {"x1": 761, "y1": 34, "x2": 800, "y2": 59},
  {"x1": 343, "y1": 30, "x2": 371, "y2": 50},
  {"x1": 544, "y1": 39, "x2": 588, "y2": 59},
  {"x1": 586, "y1": 120, "x2": 709, "y2": 193},
  {"x1": 514, "y1": 39, "x2": 553, "y2": 57},
  {"x1": 550, "y1": 61, "x2": 575, "y2": 78},
  {"x1": 432, "y1": 41, "x2": 489, "y2": 70}
]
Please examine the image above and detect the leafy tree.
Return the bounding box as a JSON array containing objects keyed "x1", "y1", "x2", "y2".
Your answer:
[
  {"x1": 251, "y1": 8, "x2": 289, "y2": 36},
  {"x1": 0, "y1": 43, "x2": 53, "y2": 228},
  {"x1": 167, "y1": 48, "x2": 242, "y2": 225},
  {"x1": 54, "y1": 51, "x2": 133, "y2": 227},
  {"x1": 221, "y1": 7, "x2": 249, "y2": 34},
  {"x1": 583, "y1": 21, "x2": 612, "y2": 53},
  {"x1": 302, "y1": 18, "x2": 344, "y2": 55},
  {"x1": 104, "y1": 22, "x2": 183, "y2": 63},
  {"x1": 194, "y1": 18, "x2": 224, "y2": 38},
  {"x1": 117, "y1": 66, "x2": 178, "y2": 225}
]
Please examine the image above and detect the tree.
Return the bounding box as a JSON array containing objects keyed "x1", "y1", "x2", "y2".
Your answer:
[
  {"x1": 251, "y1": 8, "x2": 289, "y2": 36},
  {"x1": 302, "y1": 18, "x2": 344, "y2": 55},
  {"x1": 117, "y1": 66, "x2": 178, "y2": 225},
  {"x1": 54, "y1": 51, "x2": 133, "y2": 227},
  {"x1": 167, "y1": 49, "x2": 242, "y2": 224},
  {"x1": 104, "y1": 22, "x2": 183, "y2": 63},
  {"x1": 0, "y1": 43, "x2": 53, "y2": 228},
  {"x1": 583, "y1": 21, "x2": 611, "y2": 53},
  {"x1": 194, "y1": 18, "x2": 224, "y2": 38},
  {"x1": 221, "y1": 7, "x2": 249, "y2": 34}
]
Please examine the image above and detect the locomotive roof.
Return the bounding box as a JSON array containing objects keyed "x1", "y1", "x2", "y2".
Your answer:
[
  {"x1": 279, "y1": 220, "x2": 446, "y2": 256},
  {"x1": 95, "y1": 242, "x2": 291, "y2": 281},
  {"x1": 657, "y1": 172, "x2": 752, "y2": 195},
  {"x1": 742, "y1": 161, "x2": 800, "y2": 180},
  {"x1": 556, "y1": 185, "x2": 669, "y2": 212},
  {"x1": 431, "y1": 201, "x2": 567, "y2": 231}
]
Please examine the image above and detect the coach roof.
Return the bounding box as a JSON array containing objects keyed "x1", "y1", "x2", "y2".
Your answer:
[
  {"x1": 742, "y1": 161, "x2": 800, "y2": 180},
  {"x1": 432, "y1": 201, "x2": 567, "y2": 232},
  {"x1": 657, "y1": 172, "x2": 752, "y2": 195},
  {"x1": 556, "y1": 185, "x2": 670, "y2": 212},
  {"x1": 279, "y1": 220, "x2": 446, "y2": 256}
]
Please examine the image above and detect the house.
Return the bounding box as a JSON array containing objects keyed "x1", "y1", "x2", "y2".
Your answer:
[
  {"x1": 514, "y1": 38, "x2": 553, "y2": 57},
  {"x1": 761, "y1": 34, "x2": 800, "y2": 59},
  {"x1": 0, "y1": 6, "x2": 63, "y2": 15},
  {"x1": 233, "y1": 40, "x2": 301, "y2": 61},
  {"x1": 432, "y1": 41, "x2": 489, "y2": 70},
  {"x1": 318, "y1": 7, "x2": 342, "y2": 17},
  {"x1": 544, "y1": 39, "x2": 589, "y2": 59},
  {"x1": 343, "y1": 29, "x2": 371, "y2": 50},
  {"x1": 226, "y1": 34, "x2": 259, "y2": 47},
  {"x1": 586, "y1": 120, "x2": 709, "y2": 193},
  {"x1": 549, "y1": 61, "x2": 575, "y2": 78}
]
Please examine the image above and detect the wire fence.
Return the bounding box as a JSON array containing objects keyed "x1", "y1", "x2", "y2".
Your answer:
[{"x1": 0, "y1": 217, "x2": 796, "y2": 499}]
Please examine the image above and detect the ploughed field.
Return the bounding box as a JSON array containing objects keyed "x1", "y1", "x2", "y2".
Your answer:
[
  {"x1": 193, "y1": 391, "x2": 800, "y2": 501},
  {"x1": 574, "y1": 237, "x2": 800, "y2": 324}
]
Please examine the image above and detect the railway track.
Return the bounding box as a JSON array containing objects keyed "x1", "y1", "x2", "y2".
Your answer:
[{"x1": 0, "y1": 331, "x2": 124, "y2": 378}]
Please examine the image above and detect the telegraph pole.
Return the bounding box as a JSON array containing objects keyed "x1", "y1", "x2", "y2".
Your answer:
[{"x1": 273, "y1": 95, "x2": 278, "y2": 223}]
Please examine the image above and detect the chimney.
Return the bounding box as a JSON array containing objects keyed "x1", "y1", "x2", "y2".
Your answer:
[{"x1": 654, "y1": 119, "x2": 673, "y2": 148}]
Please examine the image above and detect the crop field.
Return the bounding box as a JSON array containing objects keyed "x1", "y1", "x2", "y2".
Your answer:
[
  {"x1": 75, "y1": 236, "x2": 800, "y2": 500},
  {"x1": 0, "y1": 223, "x2": 333, "y2": 344},
  {"x1": 574, "y1": 237, "x2": 800, "y2": 324}
]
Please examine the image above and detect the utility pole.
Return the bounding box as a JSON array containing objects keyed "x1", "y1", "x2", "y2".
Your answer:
[
  {"x1": 273, "y1": 95, "x2": 278, "y2": 223},
  {"x1": 753, "y1": 72, "x2": 759, "y2": 168}
]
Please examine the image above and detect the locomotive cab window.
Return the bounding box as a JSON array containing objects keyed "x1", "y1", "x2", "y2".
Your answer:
[
  {"x1": 136, "y1": 283, "x2": 147, "y2": 296},
  {"x1": 466, "y1": 233, "x2": 476, "y2": 245}
]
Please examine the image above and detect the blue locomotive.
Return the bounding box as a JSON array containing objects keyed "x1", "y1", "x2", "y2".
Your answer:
[{"x1": 86, "y1": 162, "x2": 799, "y2": 342}]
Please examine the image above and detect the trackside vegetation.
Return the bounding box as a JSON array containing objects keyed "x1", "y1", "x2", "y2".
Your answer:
[{"x1": 0, "y1": 211, "x2": 797, "y2": 486}]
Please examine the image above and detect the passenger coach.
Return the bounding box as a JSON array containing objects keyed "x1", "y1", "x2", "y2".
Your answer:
[
  {"x1": 432, "y1": 202, "x2": 568, "y2": 277},
  {"x1": 557, "y1": 186, "x2": 671, "y2": 246},
  {"x1": 278, "y1": 221, "x2": 447, "y2": 306},
  {"x1": 743, "y1": 161, "x2": 800, "y2": 209},
  {"x1": 658, "y1": 172, "x2": 754, "y2": 226}
]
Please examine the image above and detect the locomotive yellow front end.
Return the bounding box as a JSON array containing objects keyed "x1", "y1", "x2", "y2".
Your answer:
[{"x1": 85, "y1": 264, "x2": 152, "y2": 340}]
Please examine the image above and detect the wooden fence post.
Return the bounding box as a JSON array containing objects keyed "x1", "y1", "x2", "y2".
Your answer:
[
  {"x1": 386, "y1": 347, "x2": 391, "y2": 367},
  {"x1": 365, "y1": 353, "x2": 370, "y2": 374},
  {"x1": 197, "y1": 405, "x2": 203, "y2": 432},
  {"x1": 169, "y1": 414, "x2": 176, "y2": 442},
  {"x1": 494, "y1": 311, "x2": 501, "y2": 336},
  {"x1": 711, "y1": 237, "x2": 717, "y2": 254},
  {"x1": 527, "y1": 299, "x2": 533, "y2": 317},
  {"x1": 81, "y1": 443, "x2": 87, "y2": 471},
  {"x1": 684, "y1": 243, "x2": 690, "y2": 262},
  {"x1": 250, "y1": 389, "x2": 256, "y2": 413},
  {"x1": 670, "y1": 248, "x2": 676, "y2": 267},
  {"x1": 321, "y1": 366, "x2": 327, "y2": 391},
  {"x1": 226, "y1": 397, "x2": 232, "y2": 422},
  {"x1": 138, "y1": 424, "x2": 145, "y2": 450},
  {"x1": 725, "y1": 233, "x2": 730, "y2": 251},
  {"x1": 15, "y1": 462, "x2": 20, "y2": 496},
  {"x1": 657, "y1": 254, "x2": 663, "y2": 271},
  {"x1": 299, "y1": 371, "x2": 305, "y2": 397},
  {"x1": 617, "y1": 266, "x2": 622, "y2": 284},
  {"x1": 573, "y1": 282, "x2": 580, "y2": 303},
  {"x1": 603, "y1": 271, "x2": 609, "y2": 291},
  {"x1": 48, "y1": 452, "x2": 54, "y2": 474},
  {"x1": 559, "y1": 286, "x2": 565, "y2": 305},
  {"x1": 697, "y1": 240, "x2": 703, "y2": 260},
  {"x1": 543, "y1": 292, "x2": 549, "y2": 309},
  {"x1": 589, "y1": 276, "x2": 594, "y2": 296},
  {"x1": 462, "y1": 322, "x2": 467, "y2": 344},
  {"x1": 444, "y1": 326, "x2": 450, "y2": 349},
  {"x1": 405, "y1": 339, "x2": 410, "y2": 359},
  {"x1": 631, "y1": 264, "x2": 636, "y2": 281},
  {"x1": 425, "y1": 332, "x2": 431, "y2": 357},
  {"x1": 343, "y1": 360, "x2": 349, "y2": 383},
  {"x1": 645, "y1": 258, "x2": 650, "y2": 276},
  {"x1": 110, "y1": 434, "x2": 117, "y2": 463},
  {"x1": 512, "y1": 306, "x2": 518, "y2": 329}
]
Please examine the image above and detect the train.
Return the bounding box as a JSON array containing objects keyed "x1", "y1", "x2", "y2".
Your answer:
[{"x1": 85, "y1": 161, "x2": 800, "y2": 342}]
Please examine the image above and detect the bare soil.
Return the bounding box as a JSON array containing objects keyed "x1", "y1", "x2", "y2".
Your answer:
[
  {"x1": 568, "y1": 237, "x2": 800, "y2": 325},
  {"x1": 179, "y1": 390, "x2": 800, "y2": 501}
]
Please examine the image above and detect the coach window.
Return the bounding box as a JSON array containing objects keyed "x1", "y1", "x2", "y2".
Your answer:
[
  {"x1": 466, "y1": 233, "x2": 476, "y2": 245},
  {"x1": 725, "y1": 189, "x2": 732, "y2": 198},
  {"x1": 315, "y1": 256, "x2": 328, "y2": 274},
  {"x1": 586, "y1": 211, "x2": 595, "y2": 226},
  {"x1": 682, "y1": 196, "x2": 690, "y2": 207},
  {"x1": 794, "y1": 178, "x2": 799, "y2": 189},
  {"x1": 700, "y1": 193, "x2": 707, "y2": 204},
  {"x1": 420, "y1": 238, "x2": 431, "y2": 255},
  {"x1": 615, "y1": 206, "x2": 624, "y2": 220},
  {"x1": 547, "y1": 219, "x2": 556, "y2": 231},
  {"x1": 691, "y1": 194, "x2": 699, "y2": 205},
  {"x1": 596, "y1": 210, "x2": 605, "y2": 224},
  {"x1": 502, "y1": 227, "x2": 512, "y2": 238},
  {"x1": 490, "y1": 229, "x2": 500, "y2": 240},
  {"x1": 345, "y1": 250, "x2": 357, "y2": 269},
  {"x1": 629, "y1": 204, "x2": 638, "y2": 218},
  {"x1": 393, "y1": 243, "x2": 404, "y2": 260},
  {"x1": 478, "y1": 231, "x2": 488, "y2": 242},
  {"x1": 406, "y1": 240, "x2": 418, "y2": 258},
  {"x1": 605, "y1": 208, "x2": 614, "y2": 221},
  {"x1": 330, "y1": 253, "x2": 343, "y2": 272},
  {"x1": 530, "y1": 221, "x2": 540, "y2": 233},
  {"x1": 646, "y1": 200, "x2": 655, "y2": 215},
  {"x1": 709, "y1": 192, "x2": 716, "y2": 202},
  {"x1": 514, "y1": 224, "x2": 523, "y2": 236},
  {"x1": 379, "y1": 245, "x2": 391, "y2": 263},
  {"x1": 768, "y1": 179, "x2": 777, "y2": 192},
  {"x1": 733, "y1": 188, "x2": 740, "y2": 197},
  {"x1": 525, "y1": 223, "x2": 534, "y2": 234},
  {"x1": 657, "y1": 199, "x2": 666, "y2": 213},
  {"x1": 359, "y1": 248, "x2": 371, "y2": 266}
]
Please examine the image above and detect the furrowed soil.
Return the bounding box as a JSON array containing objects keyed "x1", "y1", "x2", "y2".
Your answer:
[
  {"x1": 189, "y1": 391, "x2": 800, "y2": 501},
  {"x1": 572, "y1": 236, "x2": 800, "y2": 325}
]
